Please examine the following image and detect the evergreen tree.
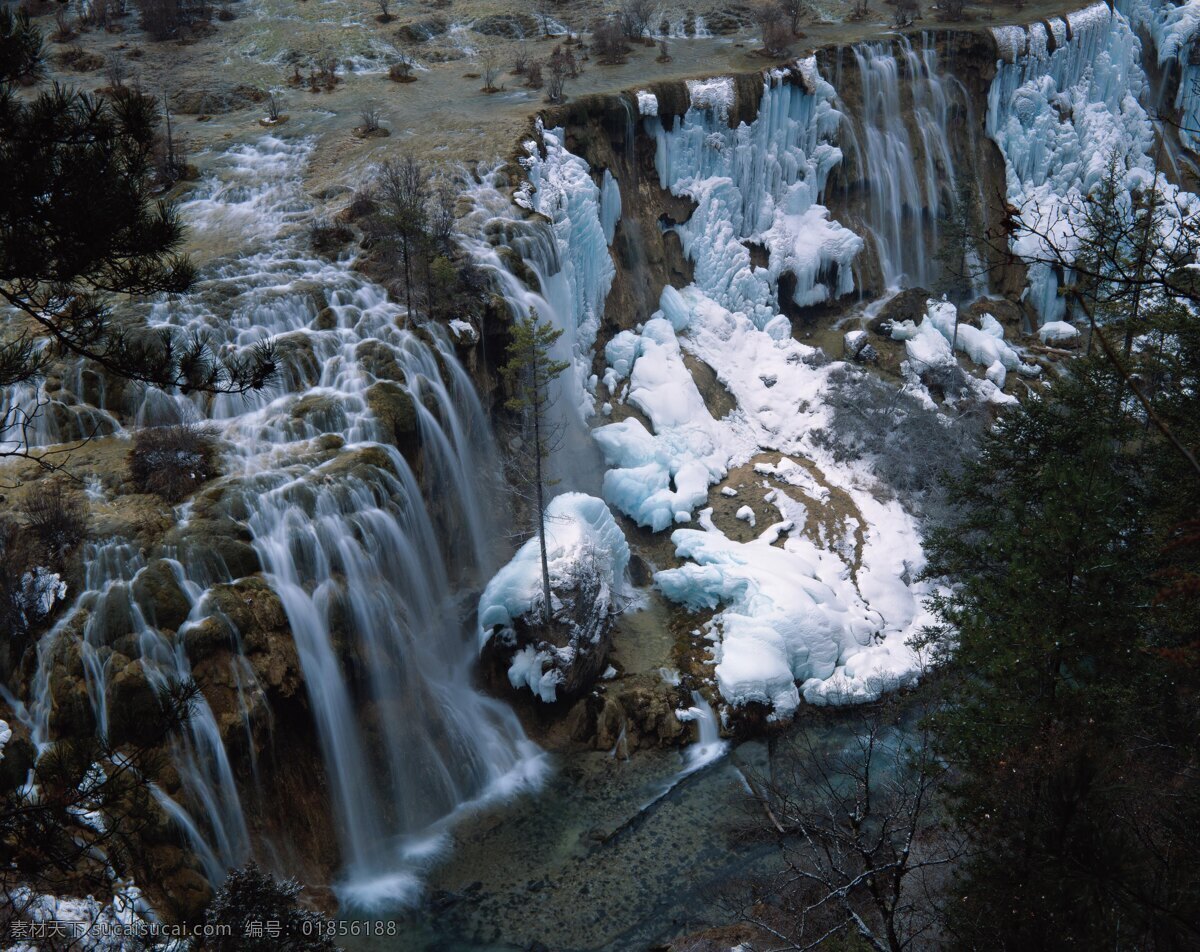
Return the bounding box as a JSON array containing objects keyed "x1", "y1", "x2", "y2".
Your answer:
[
  {"x1": 501, "y1": 307, "x2": 568, "y2": 626},
  {"x1": 0, "y1": 7, "x2": 44, "y2": 87},
  {"x1": 921, "y1": 351, "x2": 1200, "y2": 948},
  {"x1": 201, "y1": 863, "x2": 340, "y2": 951}
]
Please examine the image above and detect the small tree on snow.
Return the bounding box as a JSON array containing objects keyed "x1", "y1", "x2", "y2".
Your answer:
[{"x1": 501, "y1": 307, "x2": 568, "y2": 627}]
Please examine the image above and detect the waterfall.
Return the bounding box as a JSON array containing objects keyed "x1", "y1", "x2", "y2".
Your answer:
[
  {"x1": 838, "y1": 34, "x2": 965, "y2": 291},
  {"x1": 681, "y1": 691, "x2": 726, "y2": 774},
  {"x1": 14, "y1": 136, "x2": 543, "y2": 906}
]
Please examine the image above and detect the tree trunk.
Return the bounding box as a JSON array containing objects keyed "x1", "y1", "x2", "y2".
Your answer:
[
  {"x1": 402, "y1": 233, "x2": 413, "y2": 326},
  {"x1": 533, "y1": 371, "x2": 552, "y2": 627}
]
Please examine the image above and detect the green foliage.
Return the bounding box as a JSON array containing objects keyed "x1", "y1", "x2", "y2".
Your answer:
[
  {"x1": 501, "y1": 307, "x2": 567, "y2": 427},
  {"x1": 922, "y1": 350, "x2": 1200, "y2": 948},
  {"x1": 0, "y1": 7, "x2": 45, "y2": 87},
  {"x1": 0, "y1": 84, "x2": 276, "y2": 410},
  {"x1": 202, "y1": 863, "x2": 340, "y2": 952}
]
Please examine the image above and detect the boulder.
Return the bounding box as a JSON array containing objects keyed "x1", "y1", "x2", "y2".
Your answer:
[
  {"x1": 132, "y1": 559, "x2": 191, "y2": 632},
  {"x1": 869, "y1": 287, "x2": 932, "y2": 335},
  {"x1": 364, "y1": 381, "x2": 419, "y2": 458}
]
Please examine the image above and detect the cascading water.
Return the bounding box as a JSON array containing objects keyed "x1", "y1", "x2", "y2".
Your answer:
[
  {"x1": 13, "y1": 135, "x2": 543, "y2": 906},
  {"x1": 837, "y1": 34, "x2": 965, "y2": 291}
]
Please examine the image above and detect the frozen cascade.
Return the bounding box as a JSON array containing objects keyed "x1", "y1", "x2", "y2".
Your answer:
[
  {"x1": 838, "y1": 36, "x2": 967, "y2": 290},
  {"x1": 1125, "y1": 0, "x2": 1200, "y2": 163},
  {"x1": 986, "y1": 3, "x2": 1157, "y2": 322},
  {"x1": 13, "y1": 136, "x2": 543, "y2": 906},
  {"x1": 647, "y1": 65, "x2": 862, "y2": 323},
  {"x1": 514, "y1": 124, "x2": 617, "y2": 420}
]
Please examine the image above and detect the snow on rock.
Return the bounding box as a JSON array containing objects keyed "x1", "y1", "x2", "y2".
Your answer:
[
  {"x1": 893, "y1": 299, "x2": 1034, "y2": 402},
  {"x1": 448, "y1": 319, "x2": 478, "y2": 343},
  {"x1": 656, "y1": 522, "x2": 883, "y2": 718},
  {"x1": 735, "y1": 505, "x2": 756, "y2": 526},
  {"x1": 686, "y1": 77, "x2": 735, "y2": 121},
  {"x1": 520, "y1": 123, "x2": 617, "y2": 417},
  {"x1": 0, "y1": 720, "x2": 10, "y2": 760},
  {"x1": 636, "y1": 90, "x2": 659, "y2": 116},
  {"x1": 594, "y1": 317, "x2": 737, "y2": 530},
  {"x1": 1038, "y1": 319, "x2": 1081, "y2": 342},
  {"x1": 478, "y1": 493, "x2": 630, "y2": 702}
]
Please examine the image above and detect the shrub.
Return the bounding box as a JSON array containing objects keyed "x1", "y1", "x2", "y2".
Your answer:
[
  {"x1": 388, "y1": 57, "x2": 414, "y2": 82},
  {"x1": 809, "y1": 365, "x2": 985, "y2": 525},
  {"x1": 591, "y1": 17, "x2": 628, "y2": 64},
  {"x1": 20, "y1": 480, "x2": 88, "y2": 559},
  {"x1": 128, "y1": 423, "x2": 218, "y2": 502},
  {"x1": 203, "y1": 863, "x2": 340, "y2": 952},
  {"x1": 358, "y1": 103, "x2": 381, "y2": 132},
  {"x1": 309, "y1": 217, "x2": 352, "y2": 252}
]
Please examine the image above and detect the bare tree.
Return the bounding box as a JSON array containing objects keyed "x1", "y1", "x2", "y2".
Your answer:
[
  {"x1": 755, "y1": 2, "x2": 792, "y2": 56},
  {"x1": 388, "y1": 54, "x2": 415, "y2": 82},
  {"x1": 265, "y1": 89, "x2": 284, "y2": 122},
  {"x1": 358, "y1": 102, "x2": 382, "y2": 132},
  {"x1": 525, "y1": 59, "x2": 544, "y2": 89},
  {"x1": 511, "y1": 43, "x2": 530, "y2": 76},
  {"x1": 375, "y1": 155, "x2": 430, "y2": 324},
  {"x1": 480, "y1": 47, "x2": 501, "y2": 91},
  {"x1": 534, "y1": 0, "x2": 558, "y2": 37},
  {"x1": 591, "y1": 17, "x2": 629, "y2": 64},
  {"x1": 779, "y1": 0, "x2": 808, "y2": 34},
  {"x1": 375, "y1": 0, "x2": 393, "y2": 22},
  {"x1": 619, "y1": 0, "x2": 656, "y2": 40},
  {"x1": 730, "y1": 695, "x2": 966, "y2": 952},
  {"x1": 428, "y1": 177, "x2": 458, "y2": 256},
  {"x1": 546, "y1": 46, "x2": 570, "y2": 103},
  {"x1": 104, "y1": 52, "x2": 129, "y2": 89}
]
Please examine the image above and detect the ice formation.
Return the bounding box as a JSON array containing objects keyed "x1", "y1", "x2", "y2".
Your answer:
[
  {"x1": 648, "y1": 65, "x2": 861, "y2": 325},
  {"x1": 519, "y1": 123, "x2": 617, "y2": 417},
  {"x1": 637, "y1": 90, "x2": 659, "y2": 116},
  {"x1": 594, "y1": 316, "x2": 736, "y2": 530},
  {"x1": 1127, "y1": 0, "x2": 1200, "y2": 154},
  {"x1": 987, "y1": 4, "x2": 1157, "y2": 322}
]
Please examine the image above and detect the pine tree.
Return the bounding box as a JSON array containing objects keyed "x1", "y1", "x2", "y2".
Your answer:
[
  {"x1": 501, "y1": 307, "x2": 568, "y2": 627},
  {"x1": 921, "y1": 351, "x2": 1200, "y2": 947}
]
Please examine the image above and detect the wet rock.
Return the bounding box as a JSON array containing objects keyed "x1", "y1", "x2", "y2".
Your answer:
[
  {"x1": 365, "y1": 380, "x2": 419, "y2": 460},
  {"x1": 107, "y1": 658, "x2": 163, "y2": 747},
  {"x1": 395, "y1": 16, "x2": 448, "y2": 43},
  {"x1": 870, "y1": 287, "x2": 933, "y2": 335},
  {"x1": 471, "y1": 13, "x2": 538, "y2": 39},
  {"x1": 0, "y1": 709, "x2": 36, "y2": 794},
  {"x1": 569, "y1": 676, "x2": 687, "y2": 752},
  {"x1": 132, "y1": 559, "x2": 190, "y2": 632},
  {"x1": 355, "y1": 339, "x2": 408, "y2": 383},
  {"x1": 966, "y1": 295, "x2": 1026, "y2": 332}
]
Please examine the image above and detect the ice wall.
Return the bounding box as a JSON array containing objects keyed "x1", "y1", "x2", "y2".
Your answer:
[
  {"x1": 647, "y1": 63, "x2": 862, "y2": 323},
  {"x1": 987, "y1": 3, "x2": 1157, "y2": 322},
  {"x1": 1126, "y1": 0, "x2": 1200, "y2": 155}
]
